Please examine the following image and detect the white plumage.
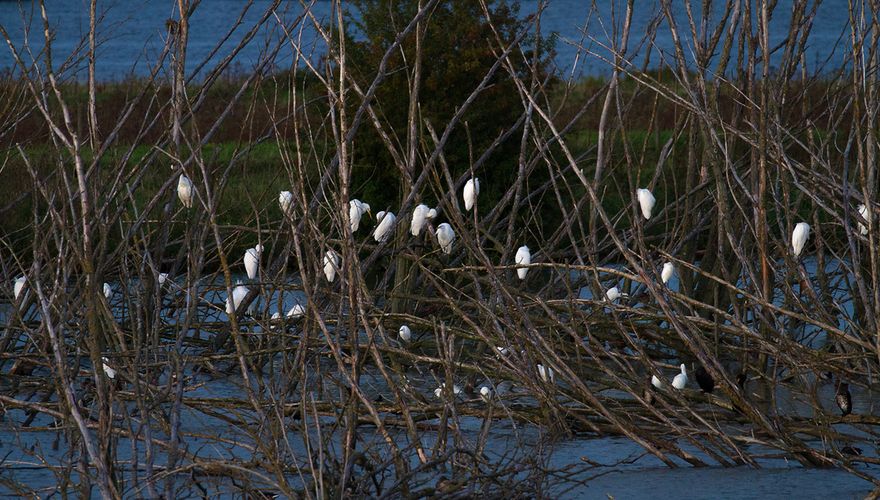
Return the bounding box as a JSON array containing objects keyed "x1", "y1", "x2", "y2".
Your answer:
[
  {"x1": 177, "y1": 174, "x2": 194, "y2": 208},
  {"x1": 858, "y1": 204, "x2": 869, "y2": 236},
  {"x1": 480, "y1": 386, "x2": 494, "y2": 402},
  {"x1": 226, "y1": 281, "x2": 249, "y2": 316},
  {"x1": 279, "y1": 191, "x2": 294, "y2": 216},
  {"x1": 410, "y1": 204, "x2": 437, "y2": 236},
  {"x1": 651, "y1": 374, "x2": 663, "y2": 389},
  {"x1": 13, "y1": 276, "x2": 26, "y2": 301},
  {"x1": 271, "y1": 312, "x2": 282, "y2": 320},
  {"x1": 244, "y1": 245, "x2": 263, "y2": 280},
  {"x1": 537, "y1": 363, "x2": 555, "y2": 384},
  {"x1": 791, "y1": 222, "x2": 811, "y2": 257},
  {"x1": 436, "y1": 223, "x2": 456, "y2": 255},
  {"x1": 158, "y1": 273, "x2": 169, "y2": 286},
  {"x1": 463, "y1": 177, "x2": 480, "y2": 212},
  {"x1": 515, "y1": 245, "x2": 531, "y2": 280},
  {"x1": 103, "y1": 282, "x2": 112, "y2": 299},
  {"x1": 661, "y1": 262, "x2": 675, "y2": 284},
  {"x1": 434, "y1": 383, "x2": 462, "y2": 399},
  {"x1": 398, "y1": 324, "x2": 411, "y2": 342},
  {"x1": 636, "y1": 188, "x2": 656, "y2": 220},
  {"x1": 286, "y1": 304, "x2": 305, "y2": 319},
  {"x1": 323, "y1": 249, "x2": 340, "y2": 283},
  {"x1": 102, "y1": 356, "x2": 116, "y2": 380},
  {"x1": 606, "y1": 286, "x2": 622, "y2": 302},
  {"x1": 373, "y1": 211, "x2": 397, "y2": 242},
  {"x1": 349, "y1": 199, "x2": 371, "y2": 233},
  {"x1": 672, "y1": 364, "x2": 688, "y2": 390}
]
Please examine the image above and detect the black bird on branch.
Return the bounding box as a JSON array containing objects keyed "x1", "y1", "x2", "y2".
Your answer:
[{"x1": 836, "y1": 381, "x2": 852, "y2": 417}]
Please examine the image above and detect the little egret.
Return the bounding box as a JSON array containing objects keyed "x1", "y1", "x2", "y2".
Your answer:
[
  {"x1": 226, "y1": 281, "x2": 249, "y2": 316},
  {"x1": 660, "y1": 262, "x2": 675, "y2": 284},
  {"x1": 279, "y1": 191, "x2": 294, "y2": 216},
  {"x1": 671, "y1": 364, "x2": 688, "y2": 389},
  {"x1": 373, "y1": 211, "x2": 397, "y2": 242},
  {"x1": 13, "y1": 276, "x2": 26, "y2": 301},
  {"x1": 694, "y1": 366, "x2": 714, "y2": 393},
  {"x1": 480, "y1": 386, "x2": 494, "y2": 402},
  {"x1": 606, "y1": 286, "x2": 626, "y2": 302},
  {"x1": 791, "y1": 222, "x2": 811, "y2": 257},
  {"x1": 177, "y1": 174, "x2": 194, "y2": 208},
  {"x1": 836, "y1": 382, "x2": 852, "y2": 416},
  {"x1": 287, "y1": 304, "x2": 305, "y2": 319},
  {"x1": 102, "y1": 357, "x2": 116, "y2": 380},
  {"x1": 537, "y1": 364, "x2": 555, "y2": 384},
  {"x1": 323, "y1": 249, "x2": 340, "y2": 282},
  {"x1": 349, "y1": 199, "x2": 370, "y2": 232},
  {"x1": 158, "y1": 273, "x2": 169, "y2": 286},
  {"x1": 244, "y1": 245, "x2": 263, "y2": 280},
  {"x1": 651, "y1": 374, "x2": 663, "y2": 389},
  {"x1": 103, "y1": 282, "x2": 112, "y2": 300},
  {"x1": 858, "y1": 204, "x2": 869, "y2": 235},
  {"x1": 398, "y1": 325, "x2": 411, "y2": 342},
  {"x1": 463, "y1": 177, "x2": 480, "y2": 212},
  {"x1": 271, "y1": 312, "x2": 282, "y2": 320},
  {"x1": 436, "y1": 223, "x2": 455, "y2": 254},
  {"x1": 515, "y1": 245, "x2": 531, "y2": 280},
  {"x1": 410, "y1": 204, "x2": 437, "y2": 236},
  {"x1": 637, "y1": 188, "x2": 656, "y2": 220}
]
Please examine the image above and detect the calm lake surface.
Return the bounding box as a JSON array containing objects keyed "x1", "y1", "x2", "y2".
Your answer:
[{"x1": 0, "y1": 0, "x2": 853, "y2": 81}]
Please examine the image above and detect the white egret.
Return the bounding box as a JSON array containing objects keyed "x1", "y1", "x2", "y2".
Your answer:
[
  {"x1": 177, "y1": 174, "x2": 194, "y2": 208},
  {"x1": 287, "y1": 303, "x2": 305, "y2": 319},
  {"x1": 651, "y1": 374, "x2": 663, "y2": 389},
  {"x1": 515, "y1": 245, "x2": 531, "y2": 280},
  {"x1": 271, "y1": 312, "x2": 282, "y2": 320},
  {"x1": 636, "y1": 188, "x2": 656, "y2": 220},
  {"x1": 791, "y1": 222, "x2": 811, "y2": 257},
  {"x1": 373, "y1": 211, "x2": 397, "y2": 242},
  {"x1": 537, "y1": 363, "x2": 555, "y2": 384},
  {"x1": 349, "y1": 199, "x2": 371, "y2": 232},
  {"x1": 858, "y1": 204, "x2": 869, "y2": 236},
  {"x1": 436, "y1": 223, "x2": 455, "y2": 254},
  {"x1": 480, "y1": 386, "x2": 494, "y2": 402},
  {"x1": 13, "y1": 276, "x2": 26, "y2": 301},
  {"x1": 244, "y1": 245, "x2": 263, "y2": 280},
  {"x1": 158, "y1": 273, "x2": 169, "y2": 286},
  {"x1": 606, "y1": 286, "x2": 626, "y2": 302},
  {"x1": 323, "y1": 249, "x2": 340, "y2": 283},
  {"x1": 279, "y1": 191, "x2": 294, "y2": 216},
  {"x1": 661, "y1": 262, "x2": 675, "y2": 285},
  {"x1": 463, "y1": 177, "x2": 480, "y2": 212},
  {"x1": 495, "y1": 346, "x2": 510, "y2": 357},
  {"x1": 103, "y1": 282, "x2": 112, "y2": 300},
  {"x1": 102, "y1": 357, "x2": 116, "y2": 380},
  {"x1": 410, "y1": 204, "x2": 437, "y2": 236},
  {"x1": 672, "y1": 364, "x2": 688, "y2": 390},
  {"x1": 434, "y1": 383, "x2": 462, "y2": 399},
  {"x1": 226, "y1": 281, "x2": 249, "y2": 316},
  {"x1": 398, "y1": 324, "x2": 412, "y2": 342}
]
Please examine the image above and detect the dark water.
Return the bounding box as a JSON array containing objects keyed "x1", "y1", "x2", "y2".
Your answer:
[{"x1": 0, "y1": 0, "x2": 852, "y2": 81}]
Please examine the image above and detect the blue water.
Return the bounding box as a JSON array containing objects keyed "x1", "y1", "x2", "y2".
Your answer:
[{"x1": 0, "y1": 0, "x2": 853, "y2": 81}]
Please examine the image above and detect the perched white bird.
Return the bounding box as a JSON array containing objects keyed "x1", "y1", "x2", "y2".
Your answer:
[
  {"x1": 323, "y1": 249, "x2": 340, "y2": 283},
  {"x1": 606, "y1": 286, "x2": 623, "y2": 302},
  {"x1": 226, "y1": 281, "x2": 249, "y2": 316},
  {"x1": 434, "y1": 383, "x2": 462, "y2": 399},
  {"x1": 463, "y1": 177, "x2": 480, "y2": 212},
  {"x1": 672, "y1": 364, "x2": 688, "y2": 390},
  {"x1": 279, "y1": 191, "x2": 294, "y2": 216},
  {"x1": 177, "y1": 174, "x2": 194, "y2": 208},
  {"x1": 636, "y1": 188, "x2": 656, "y2": 220},
  {"x1": 436, "y1": 223, "x2": 456, "y2": 255},
  {"x1": 271, "y1": 312, "x2": 282, "y2": 320},
  {"x1": 158, "y1": 273, "x2": 169, "y2": 286},
  {"x1": 791, "y1": 222, "x2": 811, "y2": 257},
  {"x1": 480, "y1": 386, "x2": 494, "y2": 402},
  {"x1": 515, "y1": 245, "x2": 531, "y2": 280},
  {"x1": 13, "y1": 276, "x2": 26, "y2": 301},
  {"x1": 373, "y1": 211, "x2": 397, "y2": 243},
  {"x1": 244, "y1": 245, "x2": 263, "y2": 280},
  {"x1": 349, "y1": 199, "x2": 371, "y2": 233},
  {"x1": 398, "y1": 324, "x2": 412, "y2": 342},
  {"x1": 537, "y1": 363, "x2": 555, "y2": 384},
  {"x1": 858, "y1": 204, "x2": 869, "y2": 236},
  {"x1": 102, "y1": 357, "x2": 116, "y2": 380},
  {"x1": 651, "y1": 374, "x2": 663, "y2": 389},
  {"x1": 661, "y1": 262, "x2": 675, "y2": 285},
  {"x1": 495, "y1": 346, "x2": 510, "y2": 357},
  {"x1": 410, "y1": 204, "x2": 437, "y2": 236},
  {"x1": 103, "y1": 282, "x2": 112, "y2": 300},
  {"x1": 286, "y1": 303, "x2": 305, "y2": 319}
]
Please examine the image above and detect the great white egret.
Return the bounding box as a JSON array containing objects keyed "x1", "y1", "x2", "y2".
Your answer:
[
  {"x1": 177, "y1": 174, "x2": 194, "y2": 208},
  {"x1": 661, "y1": 262, "x2": 675, "y2": 284},
  {"x1": 323, "y1": 249, "x2": 340, "y2": 282},
  {"x1": 436, "y1": 223, "x2": 455, "y2": 254},
  {"x1": 479, "y1": 386, "x2": 494, "y2": 402},
  {"x1": 349, "y1": 199, "x2": 371, "y2": 232},
  {"x1": 791, "y1": 222, "x2": 811, "y2": 257},
  {"x1": 537, "y1": 363, "x2": 555, "y2": 383},
  {"x1": 102, "y1": 357, "x2": 116, "y2": 380},
  {"x1": 244, "y1": 245, "x2": 263, "y2": 280},
  {"x1": 858, "y1": 204, "x2": 869, "y2": 236},
  {"x1": 672, "y1": 364, "x2": 688, "y2": 389},
  {"x1": 13, "y1": 276, "x2": 26, "y2": 301},
  {"x1": 103, "y1": 282, "x2": 112, "y2": 299},
  {"x1": 836, "y1": 382, "x2": 852, "y2": 416},
  {"x1": 279, "y1": 191, "x2": 294, "y2": 216},
  {"x1": 398, "y1": 324, "x2": 411, "y2": 342},
  {"x1": 637, "y1": 188, "x2": 656, "y2": 220},
  {"x1": 226, "y1": 281, "x2": 249, "y2": 316},
  {"x1": 373, "y1": 211, "x2": 397, "y2": 242},
  {"x1": 287, "y1": 303, "x2": 305, "y2": 319},
  {"x1": 463, "y1": 177, "x2": 480, "y2": 212},
  {"x1": 515, "y1": 245, "x2": 531, "y2": 280},
  {"x1": 410, "y1": 204, "x2": 437, "y2": 236}
]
